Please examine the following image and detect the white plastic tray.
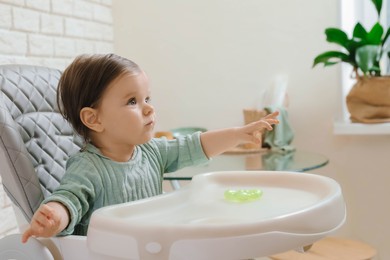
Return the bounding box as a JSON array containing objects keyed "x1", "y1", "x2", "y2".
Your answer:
[{"x1": 87, "y1": 171, "x2": 346, "y2": 260}]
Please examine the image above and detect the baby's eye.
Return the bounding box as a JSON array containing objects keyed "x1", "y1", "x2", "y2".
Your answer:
[
  {"x1": 145, "y1": 97, "x2": 151, "y2": 103},
  {"x1": 127, "y1": 98, "x2": 137, "y2": 105}
]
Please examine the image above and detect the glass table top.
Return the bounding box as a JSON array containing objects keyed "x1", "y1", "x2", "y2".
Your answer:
[{"x1": 163, "y1": 150, "x2": 329, "y2": 181}]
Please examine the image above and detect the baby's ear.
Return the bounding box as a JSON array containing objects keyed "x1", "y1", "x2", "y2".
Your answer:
[{"x1": 80, "y1": 107, "x2": 103, "y2": 132}]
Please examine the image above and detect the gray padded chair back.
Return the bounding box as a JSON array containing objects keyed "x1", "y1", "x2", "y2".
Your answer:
[{"x1": 0, "y1": 65, "x2": 83, "y2": 222}]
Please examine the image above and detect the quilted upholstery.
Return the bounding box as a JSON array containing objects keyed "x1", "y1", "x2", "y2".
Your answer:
[{"x1": 0, "y1": 65, "x2": 83, "y2": 222}]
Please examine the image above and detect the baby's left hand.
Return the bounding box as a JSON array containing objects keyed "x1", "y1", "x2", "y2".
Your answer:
[{"x1": 241, "y1": 111, "x2": 279, "y2": 144}]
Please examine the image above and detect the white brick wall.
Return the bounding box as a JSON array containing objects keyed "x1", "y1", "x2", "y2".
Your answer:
[
  {"x1": 0, "y1": 0, "x2": 114, "y2": 238},
  {"x1": 0, "y1": 0, "x2": 114, "y2": 70}
]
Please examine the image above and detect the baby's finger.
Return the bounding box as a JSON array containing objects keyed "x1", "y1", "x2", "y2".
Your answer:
[
  {"x1": 35, "y1": 215, "x2": 57, "y2": 232},
  {"x1": 264, "y1": 111, "x2": 279, "y2": 119},
  {"x1": 38, "y1": 204, "x2": 56, "y2": 221},
  {"x1": 266, "y1": 118, "x2": 279, "y2": 125},
  {"x1": 258, "y1": 120, "x2": 273, "y2": 130},
  {"x1": 21, "y1": 228, "x2": 33, "y2": 243},
  {"x1": 33, "y1": 212, "x2": 58, "y2": 234}
]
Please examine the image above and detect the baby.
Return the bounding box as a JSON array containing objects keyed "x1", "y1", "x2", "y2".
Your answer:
[{"x1": 22, "y1": 53, "x2": 279, "y2": 242}]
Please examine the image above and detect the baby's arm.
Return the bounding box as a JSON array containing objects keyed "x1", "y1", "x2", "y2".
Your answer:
[
  {"x1": 200, "y1": 111, "x2": 279, "y2": 158},
  {"x1": 21, "y1": 201, "x2": 70, "y2": 243}
]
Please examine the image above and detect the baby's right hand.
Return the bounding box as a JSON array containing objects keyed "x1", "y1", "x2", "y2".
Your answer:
[{"x1": 22, "y1": 202, "x2": 68, "y2": 243}]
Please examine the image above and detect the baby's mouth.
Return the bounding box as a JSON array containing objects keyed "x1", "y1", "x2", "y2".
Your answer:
[{"x1": 146, "y1": 120, "x2": 155, "y2": 126}]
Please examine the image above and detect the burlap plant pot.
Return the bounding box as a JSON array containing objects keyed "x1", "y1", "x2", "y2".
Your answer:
[{"x1": 346, "y1": 76, "x2": 390, "y2": 123}]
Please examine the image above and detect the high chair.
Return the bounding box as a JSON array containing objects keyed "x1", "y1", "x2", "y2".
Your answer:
[{"x1": 0, "y1": 64, "x2": 347, "y2": 260}]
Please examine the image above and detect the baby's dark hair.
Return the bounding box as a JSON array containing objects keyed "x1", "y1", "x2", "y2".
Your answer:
[{"x1": 57, "y1": 53, "x2": 141, "y2": 142}]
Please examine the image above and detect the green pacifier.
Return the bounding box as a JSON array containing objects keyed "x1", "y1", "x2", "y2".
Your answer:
[{"x1": 224, "y1": 189, "x2": 263, "y2": 203}]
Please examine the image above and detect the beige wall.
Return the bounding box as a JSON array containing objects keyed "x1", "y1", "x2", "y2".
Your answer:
[{"x1": 113, "y1": 1, "x2": 389, "y2": 259}]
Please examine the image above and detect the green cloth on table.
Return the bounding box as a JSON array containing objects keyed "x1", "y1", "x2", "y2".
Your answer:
[
  {"x1": 264, "y1": 106, "x2": 295, "y2": 152},
  {"x1": 262, "y1": 150, "x2": 295, "y2": 171}
]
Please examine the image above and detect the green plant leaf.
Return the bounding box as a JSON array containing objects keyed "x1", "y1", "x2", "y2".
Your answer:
[
  {"x1": 382, "y1": 27, "x2": 390, "y2": 46},
  {"x1": 313, "y1": 51, "x2": 352, "y2": 67},
  {"x1": 355, "y1": 45, "x2": 381, "y2": 75},
  {"x1": 367, "y1": 22, "x2": 384, "y2": 44},
  {"x1": 353, "y1": 23, "x2": 368, "y2": 39},
  {"x1": 325, "y1": 28, "x2": 349, "y2": 49},
  {"x1": 346, "y1": 38, "x2": 366, "y2": 50},
  {"x1": 371, "y1": 0, "x2": 382, "y2": 17},
  {"x1": 312, "y1": 0, "x2": 388, "y2": 75}
]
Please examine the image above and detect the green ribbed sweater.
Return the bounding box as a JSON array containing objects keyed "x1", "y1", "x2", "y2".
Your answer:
[{"x1": 42, "y1": 132, "x2": 208, "y2": 236}]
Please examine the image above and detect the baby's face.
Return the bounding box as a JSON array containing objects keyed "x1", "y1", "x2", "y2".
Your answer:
[{"x1": 95, "y1": 71, "x2": 155, "y2": 147}]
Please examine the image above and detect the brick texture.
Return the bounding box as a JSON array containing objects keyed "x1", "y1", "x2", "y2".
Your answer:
[
  {"x1": 0, "y1": 0, "x2": 114, "y2": 70},
  {"x1": 0, "y1": 0, "x2": 114, "y2": 238}
]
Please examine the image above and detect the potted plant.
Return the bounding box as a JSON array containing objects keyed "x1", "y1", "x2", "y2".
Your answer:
[{"x1": 313, "y1": 0, "x2": 390, "y2": 123}]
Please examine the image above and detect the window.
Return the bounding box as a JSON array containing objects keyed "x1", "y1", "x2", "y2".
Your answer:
[{"x1": 334, "y1": 0, "x2": 390, "y2": 134}]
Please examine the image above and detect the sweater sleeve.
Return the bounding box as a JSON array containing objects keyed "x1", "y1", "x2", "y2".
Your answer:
[
  {"x1": 41, "y1": 155, "x2": 102, "y2": 236},
  {"x1": 150, "y1": 131, "x2": 210, "y2": 173}
]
